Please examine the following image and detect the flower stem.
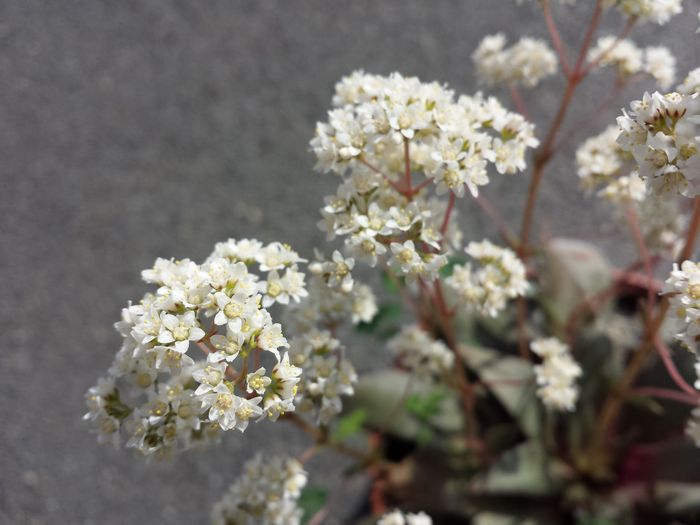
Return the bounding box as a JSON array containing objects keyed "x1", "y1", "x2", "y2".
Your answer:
[{"x1": 540, "y1": 0, "x2": 570, "y2": 76}]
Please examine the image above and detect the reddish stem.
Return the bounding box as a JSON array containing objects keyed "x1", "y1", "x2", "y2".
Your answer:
[
  {"x1": 441, "y1": 192, "x2": 457, "y2": 236},
  {"x1": 633, "y1": 387, "x2": 699, "y2": 406},
  {"x1": 653, "y1": 337, "x2": 699, "y2": 397},
  {"x1": 403, "y1": 137, "x2": 413, "y2": 194},
  {"x1": 510, "y1": 84, "x2": 531, "y2": 121},
  {"x1": 541, "y1": 0, "x2": 570, "y2": 76}
]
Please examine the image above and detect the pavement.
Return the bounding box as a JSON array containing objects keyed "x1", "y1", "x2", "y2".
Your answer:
[{"x1": 1, "y1": 1, "x2": 698, "y2": 523}]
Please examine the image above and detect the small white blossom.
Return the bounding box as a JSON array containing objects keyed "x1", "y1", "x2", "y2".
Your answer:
[
  {"x1": 664, "y1": 260, "x2": 700, "y2": 351},
  {"x1": 617, "y1": 91, "x2": 700, "y2": 198},
  {"x1": 531, "y1": 337, "x2": 582, "y2": 412}
]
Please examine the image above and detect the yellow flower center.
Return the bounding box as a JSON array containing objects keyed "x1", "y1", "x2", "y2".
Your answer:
[{"x1": 224, "y1": 302, "x2": 243, "y2": 319}]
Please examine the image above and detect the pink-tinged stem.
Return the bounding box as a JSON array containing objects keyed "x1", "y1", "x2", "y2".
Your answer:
[
  {"x1": 653, "y1": 337, "x2": 699, "y2": 397},
  {"x1": 441, "y1": 192, "x2": 457, "y2": 236},
  {"x1": 403, "y1": 137, "x2": 413, "y2": 194},
  {"x1": 510, "y1": 84, "x2": 531, "y2": 121},
  {"x1": 633, "y1": 387, "x2": 699, "y2": 406},
  {"x1": 473, "y1": 194, "x2": 517, "y2": 250},
  {"x1": 541, "y1": 0, "x2": 570, "y2": 76},
  {"x1": 624, "y1": 204, "x2": 656, "y2": 315}
]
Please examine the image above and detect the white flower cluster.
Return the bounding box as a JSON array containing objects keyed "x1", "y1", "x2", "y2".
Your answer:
[
  {"x1": 378, "y1": 510, "x2": 433, "y2": 525},
  {"x1": 445, "y1": 240, "x2": 528, "y2": 318},
  {"x1": 587, "y1": 37, "x2": 676, "y2": 89},
  {"x1": 576, "y1": 125, "x2": 686, "y2": 256},
  {"x1": 211, "y1": 454, "x2": 307, "y2": 525},
  {"x1": 472, "y1": 33, "x2": 558, "y2": 88},
  {"x1": 602, "y1": 0, "x2": 683, "y2": 25},
  {"x1": 576, "y1": 125, "x2": 627, "y2": 192},
  {"x1": 387, "y1": 325, "x2": 455, "y2": 378},
  {"x1": 664, "y1": 260, "x2": 700, "y2": 351},
  {"x1": 288, "y1": 329, "x2": 357, "y2": 425},
  {"x1": 520, "y1": 0, "x2": 683, "y2": 25},
  {"x1": 316, "y1": 164, "x2": 463, "y2": 273},
  {"x1": 84, "y1": 239, "x2": 307, "y2": 456},
  {"x1": 283, "y1": 250, "x2": 372, "y2": 424},
  {"x1": 617, "y1": 90, "x2": 700, "y2": 198},
  {"x1": 530, "y1": 337, "x2": 582, "y2": 412},
  {"x1": 311, "y1": 72, "x2": 537, "y2": 287},
  {"x1": 313, "y1": 70, "x2": 538, "y2": 194},
  {"x1": 285, "y1": 251, "x2": 377, "y2": 333}
]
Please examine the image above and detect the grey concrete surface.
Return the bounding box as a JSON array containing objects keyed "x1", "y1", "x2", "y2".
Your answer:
[{"x1": 2, "y1": 1, "x2": 699, "y2": 524}]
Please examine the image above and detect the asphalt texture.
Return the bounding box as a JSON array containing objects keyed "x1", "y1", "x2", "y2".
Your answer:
[{"x1": 2, "y1": 1, "x2": 699, "y2": 524}]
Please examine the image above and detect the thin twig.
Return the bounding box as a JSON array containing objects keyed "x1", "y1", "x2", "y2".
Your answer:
[{"x1": 540, "y1": 0, "x2": 570, "y2": 76}]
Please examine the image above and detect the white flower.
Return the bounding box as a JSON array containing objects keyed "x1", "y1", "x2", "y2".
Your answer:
[
  {"x1": 200, "y1": 383, "x2": 239, "y2": 431},
  {"x1": 193, "y1": 362, "x2": 227, "y2": 396},
  {"x1": 246, "y1": 367, "x2": 271, "y2": 395},
  {"x1": 531, "y1": 338, "x2": 582, "y2": 412},
  {"x1": 214, "y1": 291, "x2": 249, "y2": 330},
  {"x1": 263, "y1": 353, "x2": 302, "y2": 421},
  {"x1": 257, "y1": 323, "x2": 289, "y2": 360},
  {"x1": 233, "y1": 397, "x2": 263, "y2": 432},
  {"x1": 156, "y1": 311, "x2": 205, "y2": 353},
  {"x1": 208, "y1": 332, "x2": 243, "y2": 363},
  {"x1": 209, "y1": 238, "x2": 264, "y2": 262},
  {"x1": 309, "y1": 250, "x2": 355, "y2": 293},
  {"x1": 664, "y1": 260, "x2": 700, "y2": 351},
  {"x1": 617, "y1": 91, "x2": 700, "y2": 198},
  {"x1": 390, "y1": 240, "x2": 421, "y2": 274}
]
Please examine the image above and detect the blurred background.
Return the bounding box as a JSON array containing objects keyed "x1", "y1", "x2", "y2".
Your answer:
[{"x1": 2, "y1": 1, "x2": 699, "y2": 523}]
